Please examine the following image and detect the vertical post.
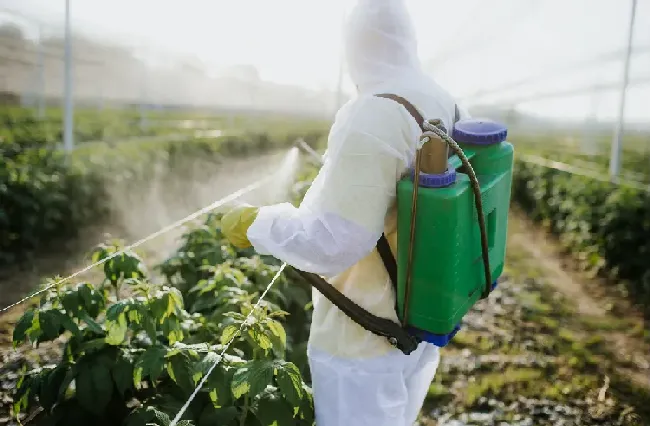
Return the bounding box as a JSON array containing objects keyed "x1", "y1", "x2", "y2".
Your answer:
[
  {"x1": 333, "y1": 6, "x2": 346, "y2": 117},
  {"x1": 63, "y1": 0, "x2": 74, "y2": 153},
  {"x1": 609, "y1": 0, "x2": 637, "y2": 178},
  {"x1": 334, "y1": 53, "x2": 344, "y2": 115}
]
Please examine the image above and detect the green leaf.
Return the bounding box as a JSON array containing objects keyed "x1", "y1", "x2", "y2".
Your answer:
[
  {"x1": 105, "y1": 312, "x2": 128, "y2": 345},
  {"x1": 39, "y1": 309, "x2": 62, "y2": 341},
  {"x1": 124, "y1": 410, "x2": 150, "y2": 426},
  {"x1": 252, "y1": 388, "x2": 296, "y2": 426},
  {"x1": 248, "y1": 327, "x2": 273, "y2": 352},
  {"x1": 168, "y1": 288, "x2": 184, "y2": 311},
  {"x1": 266, "y1": 320, "x2": 287, "y2": 348},
  {"x1": 162, "y1": 316, "x2": 183, "y2": 345},
  {"x1": 152, "y1": 407, "x2": 171, "y2": 426},
  {"x1": 79, "y1": 311, "x2": 104, "y2": 334},
  {"x1": 58, "y1": 368, "x2": 75, "y2": 400},
  {"x1": 166, "y1": 352, "x2": 195, "y2": 394},
  {"x1": 274, "y1": 361, "x2": 303, "y2": 408},
  {"x1": 298, "y1": 384, "x2": 314, "y2": 423},
  {"x1": 51, "y1": 310, "x2": 81, "y2": 337},
  {"x1": 220, "y1": 324, "x2": 240, "y2": 345},
  {"x1": 13, "y1": 371, "x2": 34, "y2": 417},
  {"x1": 75, "y1": 360, "x2": 113, "y2": 415},
  {"x1": 206, "y1": 366, "x2": 233, "y2": 408},
  {"x1": 39, "y1": 364, "x2": 68, "y2": 412},
  {"x1": 124, "y1": 405, "x2": 174, "y2": 426},
  {"x1": 105, "y1": 301, "x2": 128, "y2": 322},
  {"x1": 193, "y1": 351, "x2": 219, "y2": 384},
  {"x1": 231, "y1": 360, "x2": 274, "y2": 400},
  {"x1": 142, "y1": 311, "x2": 158, "y2": 342},
  {"x1": 198, "y1": 406, "x2": 238, "y2": 426},
  {"x1": 112, "y1": 355, "x2": 134, "y2": 396},
  {"x1": 77, "y1": 283, "x2": 104, "y2": 318},
  {"x1": 61, "y1": 290, "x2": 82, "y2": 316},
  {"x1": 12, "y1": 309, "x2": 34, "y2": 346},
  {"x1": 78, "y1": 338, "x2": 107, "y2": 354},
  {"x1": 134, "y1": 346, "x2": 167, "y2": 386}
]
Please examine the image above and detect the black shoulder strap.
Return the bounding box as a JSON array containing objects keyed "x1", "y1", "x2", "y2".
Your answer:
[
  {"x1": 372, "y1": 95, "x2": 461, "y2": 289},
  {"x1": 373, "y1": 93, "x2": 433, "y2": 290},
  {"x1": 376, "y1": 93, "x2": 461, "y2": 128},
  {"x1": 376, "y1": 234, "x2": 397, "y2": 290},
  {"x1": 375, "y1": 93, "x2": 426, "y2": 129}
]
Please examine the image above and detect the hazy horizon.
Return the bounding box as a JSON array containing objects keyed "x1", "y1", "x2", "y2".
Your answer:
[{"x1": 1, "y1": 0, "x2": 649, "y2": 122}]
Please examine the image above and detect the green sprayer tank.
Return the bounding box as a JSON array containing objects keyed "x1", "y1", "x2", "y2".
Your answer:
[{"x1": 396, "y1": 119, "x2": 513, "y2": 346}]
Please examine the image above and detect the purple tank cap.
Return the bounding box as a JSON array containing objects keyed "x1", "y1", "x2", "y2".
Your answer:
[
  {"x1": 452, "y1": 118, "x2": 508, "y2": 146},
  {"x1": 411, "y1": 166, "x2": 456, "y2": 188}
]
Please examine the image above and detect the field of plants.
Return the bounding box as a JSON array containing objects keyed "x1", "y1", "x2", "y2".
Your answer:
[
  {"x1": 512, "y1": 152, "x2": 650, "y2": 317},
  {"x1": 509, "y1": 128, "x2": 650, "y2": 185},
  {"x1": 1, "y1": 106, "x2": 197, "y2": 144},
  {"x1": 1, "y1": 106, "x2": 649, "y2": 425},
  {"x1": 0, "y1": 106, "x2": 328, "y2": 270}
]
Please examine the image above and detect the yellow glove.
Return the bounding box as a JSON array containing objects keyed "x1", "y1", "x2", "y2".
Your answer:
[{"x1": 221, "y1": 205, "x2": 260, "y2": 248}]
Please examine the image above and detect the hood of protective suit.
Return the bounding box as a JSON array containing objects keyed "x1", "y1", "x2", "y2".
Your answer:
[{"x1": 344, "y1": 0, "x2": 423, "y2": 93}]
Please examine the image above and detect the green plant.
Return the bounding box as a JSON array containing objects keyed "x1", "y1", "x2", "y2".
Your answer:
[
  {"x1": 512, "y1": 160, "x2": 650, "y2": 315},
  {"x1": 0, "y1": 109, "x2": 107, "y2": 267},
  {"x1": 12, "y1": 236, "x2": 315, "y2": 425},
  {"x1": 0, "y1": 106, "x2": 328, "y2": 271},
  {"x1": 158, "y1": 214, "x2": 312, "y2": 379}
]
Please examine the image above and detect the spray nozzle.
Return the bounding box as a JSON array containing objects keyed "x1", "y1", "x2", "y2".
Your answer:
[{"x1": 294, "y1": 138, "x2": 324, "y2": 165}]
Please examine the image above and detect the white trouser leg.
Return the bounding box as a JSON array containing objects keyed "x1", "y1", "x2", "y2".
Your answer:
[
  {"x1": 403, "y1": 344, "x2": 440, "y2": 425},
  {"x1": 307, "y1": 342, "x2": 439, "y2": 426}
]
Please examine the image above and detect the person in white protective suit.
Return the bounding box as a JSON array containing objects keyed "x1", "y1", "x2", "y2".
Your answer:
[{"x1": 221, "y1": 0, "x2": 468, "y2": 424}]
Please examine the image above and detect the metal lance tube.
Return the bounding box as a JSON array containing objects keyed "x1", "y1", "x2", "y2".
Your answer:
[{"x1": 419, "y1": 119, "x2": 449, "y2": 174}]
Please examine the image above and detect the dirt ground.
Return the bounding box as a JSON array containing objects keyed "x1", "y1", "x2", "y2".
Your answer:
[{"x1": 419, "y1": 210, "x2": 650, "y2": 425}]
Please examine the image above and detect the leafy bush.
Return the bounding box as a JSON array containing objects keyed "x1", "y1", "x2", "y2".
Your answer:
[
  {"x1": 0, "y1": 111, "x2": 107, "y2": 267},
  {"x1": 0, "y1": 106, "x2": 328, "y2": 270},
  {"x1": 12, "y1": 215, "x2": 315, "y2": 426},
  {"x1": 512, "y1": 160, "x2": 650, "y2": 315}
]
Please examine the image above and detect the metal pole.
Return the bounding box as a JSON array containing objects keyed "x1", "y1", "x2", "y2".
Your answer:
[
  {"x1": 609, "y1": 0, "x2": 637, "y2": 178},
  {"x1": 333, "y1": 6, "x2": 346, "y2": 117},
  {"x1": 63, "y1": 0, "x2": 74, "y2": 152},
  {"x1": 334, "y1": 53, "x2": 344, "y2": 115}
]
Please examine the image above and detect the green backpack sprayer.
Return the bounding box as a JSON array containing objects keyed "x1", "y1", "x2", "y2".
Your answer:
[{"x1": 288, "y1": 94, "x2": 514, "y2": 355}]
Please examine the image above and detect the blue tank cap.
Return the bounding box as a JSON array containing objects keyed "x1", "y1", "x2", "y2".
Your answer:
[
  {"x1": 452, "y1": 118, "x2": 508, "y2": 146},
  {"x1": 410, "y1": 166, "x2": 456, "y2": 188}
]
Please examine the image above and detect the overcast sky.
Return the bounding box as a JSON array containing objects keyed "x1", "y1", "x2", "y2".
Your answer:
[{"x1": 1, "y1": 0, "x2": 649, "y2": 121}]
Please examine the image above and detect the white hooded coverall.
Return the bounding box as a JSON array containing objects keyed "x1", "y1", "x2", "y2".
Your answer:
[{"x1": 247, "y1": 0, "x2": 468, "y2": 424}]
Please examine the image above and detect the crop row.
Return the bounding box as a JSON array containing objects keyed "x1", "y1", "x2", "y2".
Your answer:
[
  {"x1": 511, "y1": 130, "x2": 650, "y2": 183},
  {"x1": 10, "y1": 211, "x2": 316, "y2": 426},
  {"x1": 512, "y1": 159, "x2": 650, "y2": 315},
  {"x1": 0, "y1": 107, "x2": 328, "y2": 269}
]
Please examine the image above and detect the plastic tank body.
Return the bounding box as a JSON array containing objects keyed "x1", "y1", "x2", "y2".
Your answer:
[{"x1": 396, "y1": 119, "x2": 513, "y2": 343}]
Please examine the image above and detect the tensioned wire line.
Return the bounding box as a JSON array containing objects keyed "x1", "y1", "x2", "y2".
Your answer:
[
  {"x1": 168, "y1": 262, "x2": 287, "y2": 426},
  {"x1": 0, "y1": 176, "x2": 272, "y2": 314}
]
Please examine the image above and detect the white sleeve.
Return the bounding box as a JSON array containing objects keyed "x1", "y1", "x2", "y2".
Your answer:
[{"x1": 246, "y1": 96, "x2": 417, "y2": 277}]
